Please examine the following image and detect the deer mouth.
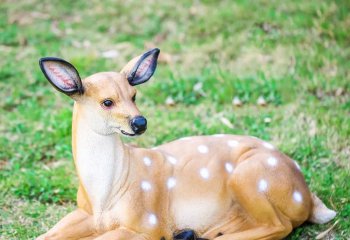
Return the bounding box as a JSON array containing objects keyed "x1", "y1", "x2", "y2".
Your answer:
[{"x1": 121, "y1": 130, "x2": 136, "y2": 136}]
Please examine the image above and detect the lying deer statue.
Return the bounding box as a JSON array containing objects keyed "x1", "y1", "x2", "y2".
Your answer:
[{"x1": 37, "y1": 48, "x2": 336, "y2": 240}]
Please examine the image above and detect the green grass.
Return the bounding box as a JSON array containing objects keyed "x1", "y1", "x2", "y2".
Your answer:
[{"x1": 0, "y1": 0, "x2": 349, "y2": 239}]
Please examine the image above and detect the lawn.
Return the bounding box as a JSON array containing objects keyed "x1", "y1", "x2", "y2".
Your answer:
[{"x1": 0, "y1": 0, "x2": 349, "y2": 239}]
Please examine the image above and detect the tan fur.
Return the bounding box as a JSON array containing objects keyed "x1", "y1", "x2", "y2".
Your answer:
[{"x1": 37, "y1": 54, "x2": 336, "y2": 240}]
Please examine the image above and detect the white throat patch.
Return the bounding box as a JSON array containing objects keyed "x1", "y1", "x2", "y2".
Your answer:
[{"x1": 75, "y1": 116, "x2": 125, "y2": 213}]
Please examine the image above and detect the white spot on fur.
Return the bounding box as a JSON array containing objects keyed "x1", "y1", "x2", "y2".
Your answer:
[
  {"x1": 294, "y1": 161, "x2": 301, "y2": 170},
  {"x1": 225, "y1": 162, "x2": 234, "y2": 173},
  {"x1": 167, "y1": 155, "x2": 177, "y2": 165},
  {"x1": 143, "y1": 157, "x2": 152, "y2": 166},
  {"x1": 200, "y1": 168, "x2": 210, "y2": 179},
  {"x1": 293, "y1": 191, "x2": 303, "y2": 203},
  {"x1": 148, "y1": 213, "x2": 157, "y2": 225},
  {"x1": 141, "y1": 181, "x2": 152, "y2": 191},
  {"x1": 263, "y1": 142, "x2": 274, "y2": 150},
  {"x1": 198, "y1": 145, "x2": 209, "y2": 154},
  {"x1": 267, "y1": 156, "x2": 278, "y2": 167},
  {"x1": 167, "y1": 177, "x2": 176, "y2": 189},
  {"x1": 258, "y1": 179, "x2": 268, "y2": 192},
  {"x1": 227, "y1": 140, "x2": 239, "y2": 148}
]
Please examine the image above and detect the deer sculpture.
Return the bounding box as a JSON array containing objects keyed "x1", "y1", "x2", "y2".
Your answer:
[{"x1": 37, "y1": 48, "x2": 336, "y2": 240}]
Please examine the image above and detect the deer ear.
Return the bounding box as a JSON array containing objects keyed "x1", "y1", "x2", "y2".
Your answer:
[
  {"x1": 39, "y1": 57, "x2": 83, "y2": 96},
  {"x1": 122, "y1": 48, "x2": 160, "y2": 86}
]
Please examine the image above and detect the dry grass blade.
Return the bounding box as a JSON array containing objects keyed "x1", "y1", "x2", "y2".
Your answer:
[{"x1": 315, "y1": 220, "x2": 339, "y2": 239}]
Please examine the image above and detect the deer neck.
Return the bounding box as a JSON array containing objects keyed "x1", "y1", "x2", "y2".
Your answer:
[{"x1": 72, "y1": 103, "x2": 129, "y2": 213}]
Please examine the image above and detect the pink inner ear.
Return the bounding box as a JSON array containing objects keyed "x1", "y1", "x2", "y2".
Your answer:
[
  {"x1": 135, "y1": 56, "x2": 152, "y2": 78},
  {"x1": 45, "y1": 62, "x2": 76, "y2": 90}
]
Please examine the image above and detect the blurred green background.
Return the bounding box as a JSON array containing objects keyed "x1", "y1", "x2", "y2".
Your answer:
[{"x1": 0, "y1": 0, "x2": 349, "y2": 239}]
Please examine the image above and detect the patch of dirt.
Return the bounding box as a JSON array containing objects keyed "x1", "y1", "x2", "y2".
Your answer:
[
  {"x1": 308, "y1": 87, "x2": 349, "y2": 103},
  {"x1": 0, "y1": 160, "x2": 9, "y2": 170},
  {"x1": 233, "y1": 46, "x2": 295, "y2": 76},
  {"x1": 231, "y1": 46, "x2": 295, "y2": 78},
  {"x1": 8, "y1": 11, "x2": 50, "y2": 26}
]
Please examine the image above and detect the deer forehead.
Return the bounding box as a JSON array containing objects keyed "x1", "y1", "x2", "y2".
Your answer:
[{"x1": 83, "y1": 72, "x2": 136, "y2": 100}]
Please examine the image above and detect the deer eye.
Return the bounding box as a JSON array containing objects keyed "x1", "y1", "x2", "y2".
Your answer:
[
  {"x1": 132, "y1": 94, "x2": 136, "y2": 102},
  {"x1": 101, "y1": 99, "x2": 114, "y2": 108}
]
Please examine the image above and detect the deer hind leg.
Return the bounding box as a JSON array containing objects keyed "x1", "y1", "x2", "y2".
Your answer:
[
  {"x1": 212, "y1": 191, "x2": 293, "y2": 240},
  {"x1": 213, "y1": 224, "x2": 292, "y2": 240},
  {"x1": 209, "y1": 195, "x2": 292, "y2": 240},
  {"x1": 214, "y1": 157, "x2": 306, "y2": 240}
]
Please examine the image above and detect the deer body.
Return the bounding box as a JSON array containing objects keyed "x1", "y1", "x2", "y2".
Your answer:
[{"x1": 37, "y1": 49, "x2": 336, "y2": 240}]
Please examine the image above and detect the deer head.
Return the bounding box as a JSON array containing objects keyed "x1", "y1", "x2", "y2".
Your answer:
[{"x1": 39, "y1": 48, "x2": 160, "y2": 136}]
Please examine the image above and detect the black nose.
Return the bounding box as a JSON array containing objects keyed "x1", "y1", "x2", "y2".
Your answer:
[
  {"x1": 130, "y1": 116, "x2": 147, "y2": 135},
  {"x1": 174, "y1": 229, "x2": 206, "y2": 240}
]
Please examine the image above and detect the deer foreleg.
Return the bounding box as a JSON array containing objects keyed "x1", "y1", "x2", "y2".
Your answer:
[
  {"x1": 93, "y1": 228, "x2": 148, "y2": 240},
  {"x1": 36, "y1": 209, "x2": 94, "y2": 240}
]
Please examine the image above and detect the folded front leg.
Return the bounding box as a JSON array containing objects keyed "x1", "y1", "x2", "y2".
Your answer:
[
  {"x1": 36, "y1": 209, "x2": 95, "y2": 240},
  {"x1": 93, "y1": 228, "x2": 148, "y2": 240}
]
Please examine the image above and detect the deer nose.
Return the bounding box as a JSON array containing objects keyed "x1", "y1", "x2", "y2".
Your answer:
[{"x1": 130, "y1": 116, "x2": 147, "y2": 135}]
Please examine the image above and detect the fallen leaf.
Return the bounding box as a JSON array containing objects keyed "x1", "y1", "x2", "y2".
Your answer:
[
  {"x1": 220, "y1": 117, "x2": 234, "y2": 129},
  {"x1": 165, "y1": 96, "x2": 175, "y2": 106},
  {"x1": 101, "y1": 50, "x2": 119, "y2": 59},
  {"x1": 158, "y1": 52, "x2": 173, "y2": 64},
  {"x1": 335, "y1": 88, "x2": 344, "y2": 96},
  {"x1": 232, "y1": 96, "x2": 242, "y2": 107},
  {"x1": 257, "y1": 96, "x2": 267, "y2": 106},
  {"x1": 264, "y1": 117, "x2": 272, "y2": 123},
  {"x1": 193, "y1": 82, "x2": 203, "y2": 91},
  {"x1": 193, "y1": 82, "x2": 206, "y2": 97},
  {"x1": 189, "y1": 5, "x2": 206, "y2": 16},
  {"x1": 51, "y1": 21, "x2": 63, "y2": 37},
  {"x1": 144, "y1": 42, "x2": 173, "y2": 64}
]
